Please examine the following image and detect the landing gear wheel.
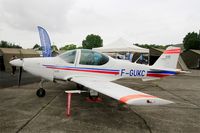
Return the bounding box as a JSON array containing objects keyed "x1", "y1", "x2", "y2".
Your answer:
[{"x1": 36, "y1": 88, "x2": 46, "y2": 97}]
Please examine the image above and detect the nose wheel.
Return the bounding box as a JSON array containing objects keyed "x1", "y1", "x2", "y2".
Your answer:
[
  {"x1": 36, "y1": 88, "x2": 46, "y2": 97},
  {"x1": 36, "y1": 79, "x2": 46, "y2": 97}
]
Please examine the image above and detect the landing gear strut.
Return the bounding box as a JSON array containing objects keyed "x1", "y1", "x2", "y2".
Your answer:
[
  {"x1": 88, "y1": 89, "x2": 100, "y2": 101},
  {"x1": 36, "y1": 79, "x2": 46, "y2": 97}
]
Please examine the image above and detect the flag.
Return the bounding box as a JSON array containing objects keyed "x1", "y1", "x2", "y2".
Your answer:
[{"x1": 37, "y1": 26, "x2": 52, "y2": 57}]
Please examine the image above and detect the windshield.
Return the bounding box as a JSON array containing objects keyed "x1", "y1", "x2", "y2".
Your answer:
[
  {"x1": 79, "y1": 49, "x2": 109, "y2": 65},
  {"x1": 59, "y1": 50, "x2": 76, "y2": 64}
]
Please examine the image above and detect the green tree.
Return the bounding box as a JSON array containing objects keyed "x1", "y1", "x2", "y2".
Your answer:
[
  {"x1": 77, "y1": 46, "x2": 83, "y2": 49},
  {"x1": 60, "y1": 44, "x2": 77, "y2": 51},
  {"x1": 183, "y1": 32, "x2": 200, "y2": 50},
  {"x1": 82, "y1": 34, "x2": 103, "y2": 49},
  {"x1": 0, "y1": 40, "x2": 22, "y2": 48},
  {"x1": 33, "y1": 44, "x2": 41, "y2": 50},
  {"x1": 51, "y1": 45, "x2": 58, "y2": 51}
]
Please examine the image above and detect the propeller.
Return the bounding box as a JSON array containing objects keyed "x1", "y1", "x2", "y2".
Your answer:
[
  {"x1": 9, "y1": 57, "x2": 24, "y2": 87},
  {"x1": 18, "y1": 66, "x2": 22, "y2": 87}
]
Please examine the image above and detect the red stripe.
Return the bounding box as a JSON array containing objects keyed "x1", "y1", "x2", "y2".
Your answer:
[
  {"x1": 164, "y1": 51, "x2": 180, "y2": 54},
  {"x1": 47, "y1": 67, "x2": 119, "y2": 75},
  {"x1": 147, "y1": 73, "x2": 172, "y2": 78},
  {"x1": 164, "y1": 49, "x2": 181, "y2": 54},
  {"x1": 120, "y1": 94, "x2": 156, "y2": 103}
]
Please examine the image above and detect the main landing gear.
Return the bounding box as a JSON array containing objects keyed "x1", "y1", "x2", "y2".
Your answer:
[
  {"x1": 76, "y1": 84, "x2": 100, "y2": 101},
  {"x1": 89, "y1": 89, "x2": 99, "y2": 100},
  {"x1": 36, "y1": 79, "x2": 46, "y2": 97}
]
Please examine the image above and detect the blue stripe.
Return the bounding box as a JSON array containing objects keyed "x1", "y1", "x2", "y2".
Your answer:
[
  {"x1": 43, "y1": 65, "x2": 120, "y2": 72},
  {"x1": 148, "y1": 70, "x2": 176, "y2": 75}
]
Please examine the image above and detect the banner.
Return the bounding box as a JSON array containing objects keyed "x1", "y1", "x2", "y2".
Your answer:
[{"x1": 37, "y1": 26, "x2": 52, "y2": 57}]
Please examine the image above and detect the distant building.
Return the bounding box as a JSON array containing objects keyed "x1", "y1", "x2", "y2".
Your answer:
[
  {"x1": 149, "y1": 48, "x2": 164, "y2": 65},
  {"x1": 36, "y1": 50, "x2": 59, "y2": 57},
  {"x1": 0, "y1": 48, "x2": 39, "y2": 72},
  {"x1": 181, "y1": 50, "x2": 200, "y2": 69}
]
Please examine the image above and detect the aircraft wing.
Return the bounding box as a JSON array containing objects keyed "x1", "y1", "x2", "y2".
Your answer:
[{"x1": 71, "y1": 77, "x2": 173, "y2": 105}]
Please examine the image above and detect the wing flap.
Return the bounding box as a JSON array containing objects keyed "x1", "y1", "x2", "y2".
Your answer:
[{"x1": 71, "y1": 77, "x2": 173, "y2": 105}]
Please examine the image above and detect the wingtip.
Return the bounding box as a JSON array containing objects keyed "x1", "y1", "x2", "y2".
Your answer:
[
  {"x1": 126, "y1": 98, "x2": 174, "y2": 106},
  {"x1": 159, "y1": 99, "x2": 174, "y2": 105}
]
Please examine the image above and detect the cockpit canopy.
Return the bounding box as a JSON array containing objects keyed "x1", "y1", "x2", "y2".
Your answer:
[
  {"x1": 59, "y1": 49, "x2": 76, "y2": 64},
  {"x1": 59, "y1": 49, "x2": 109, "y2": 65},
  {"x1": 79, "y1": 49, "x2": 109, "y2": 65}
]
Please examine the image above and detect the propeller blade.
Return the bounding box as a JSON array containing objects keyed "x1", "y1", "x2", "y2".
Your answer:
[{"x1": 18, "y1": 67, "x2": 22, "y2": 87}]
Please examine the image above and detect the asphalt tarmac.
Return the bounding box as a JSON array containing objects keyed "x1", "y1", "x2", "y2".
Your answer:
[
  {"x1": 0, "y1": 70, "x2": 200, "y2": 133},
  {"x1": 0, "y1": 71, "x2": 40, "y2": 88}
]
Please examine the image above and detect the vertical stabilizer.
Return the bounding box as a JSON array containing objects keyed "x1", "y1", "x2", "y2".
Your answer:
[
  {"x1": 152, "y1": 46, "x2": 181, "y2": 69},
  {"x1": 37, "y1": 26, "x2": 52, "y2": 57}
]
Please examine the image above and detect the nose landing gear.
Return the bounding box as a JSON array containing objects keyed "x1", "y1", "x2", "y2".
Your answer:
[{"x1": 36, "y1": 79, "x2": 46, "y2": 97}]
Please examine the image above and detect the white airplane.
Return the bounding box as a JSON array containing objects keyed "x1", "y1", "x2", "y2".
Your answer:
[{"x1": 10, "y1": 45, "x2": 183, "y2": 106}]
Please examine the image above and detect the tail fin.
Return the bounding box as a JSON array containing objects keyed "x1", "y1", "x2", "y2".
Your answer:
[
  {"x1": 152, "y1": 46, "x2": 181, "y2": 69},
  {"x1": 37, "y1": 26, "x2": 52, "y2": 57}
]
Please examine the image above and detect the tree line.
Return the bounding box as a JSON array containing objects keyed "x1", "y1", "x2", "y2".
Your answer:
[
  {"x1": 1, "y1": 31, "x2": 200, "y2": 51},
  {"x1": 32, "y1": 34, "x2": 103, "y2": 51},
  {"x1": 0, "y1": 40, "x2": 22, "y2": 48},
  {"x1": 135, "y1": 31, "x2": 200, "y2": 50}
]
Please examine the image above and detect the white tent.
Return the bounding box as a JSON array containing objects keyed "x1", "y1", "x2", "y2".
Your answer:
[{"x1": 93, "y1": 38, "x2": 149, "y2": 53}]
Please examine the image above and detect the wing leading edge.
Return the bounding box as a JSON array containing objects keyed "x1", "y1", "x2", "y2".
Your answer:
[{"x1": 71, "y1": 77, "x2": 173, "y2": 105}]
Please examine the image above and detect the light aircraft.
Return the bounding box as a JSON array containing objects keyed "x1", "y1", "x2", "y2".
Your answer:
[{"x1": 10, "y1": 27, "x2": 185, "y2": 106}]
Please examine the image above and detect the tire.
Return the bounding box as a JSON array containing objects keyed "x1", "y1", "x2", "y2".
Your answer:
[{"x1": 36, "y1": 88, "x2": 46, "y2": 97}]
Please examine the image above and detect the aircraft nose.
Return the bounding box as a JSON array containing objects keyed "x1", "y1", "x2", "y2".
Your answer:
[{"x1": 10, "y1": 59, "x2": 23, "y2": 67}]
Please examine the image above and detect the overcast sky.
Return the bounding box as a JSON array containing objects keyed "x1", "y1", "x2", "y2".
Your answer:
[{"x1": 0, "y1": 0, "x2": 199, "y2": 48}]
